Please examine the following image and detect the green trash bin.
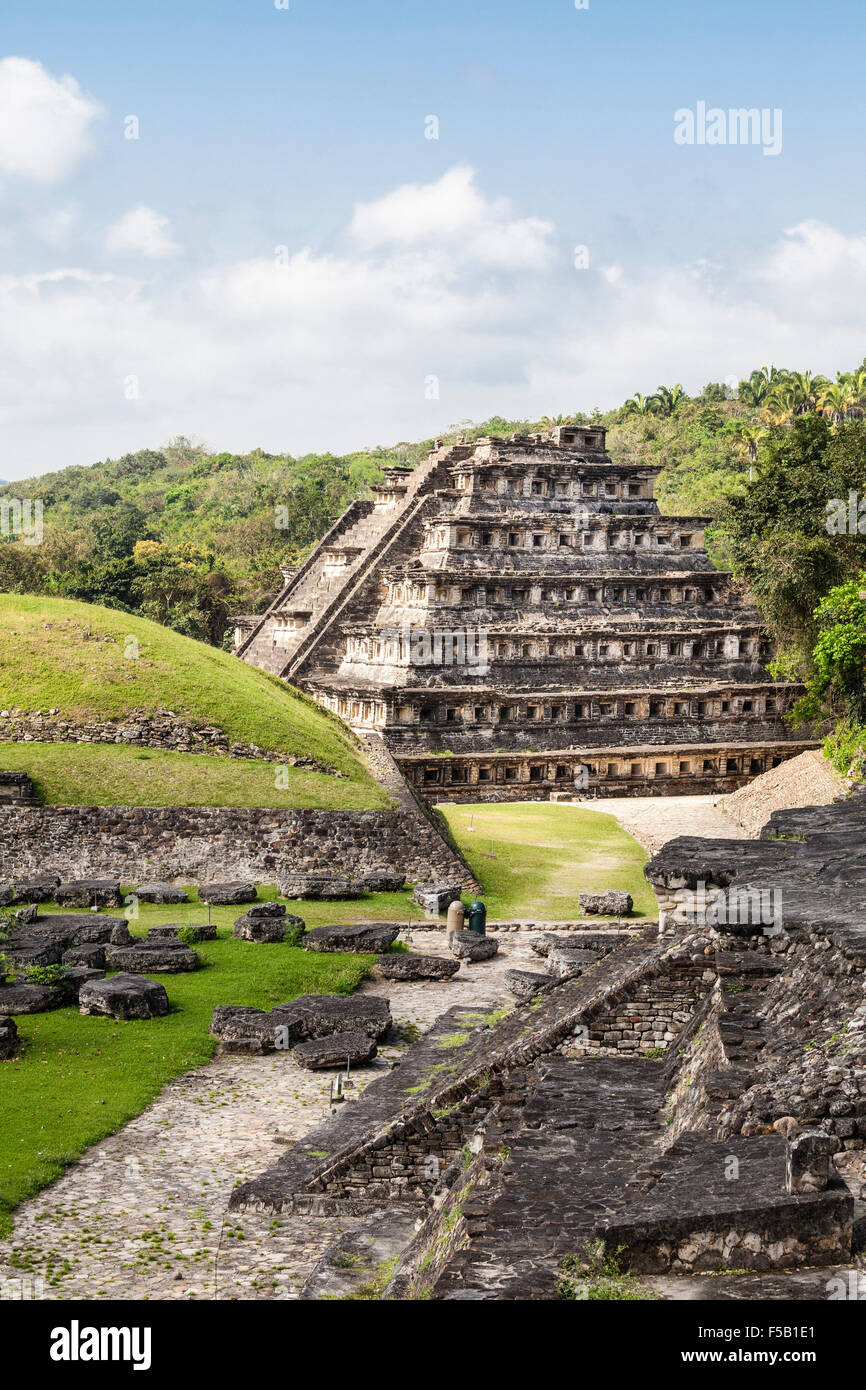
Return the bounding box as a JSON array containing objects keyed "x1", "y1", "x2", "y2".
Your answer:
[{"x1": 468, "y1": 898, "x2": 487, "y2": 936}]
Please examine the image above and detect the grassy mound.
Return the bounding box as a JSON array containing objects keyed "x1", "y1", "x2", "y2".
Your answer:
[
  {"x1": 0, "y1": 743, "x2": 390, "y2": 810},
  {"x1": 0, "y1": 594, "x2": 386, "y2": 806}
]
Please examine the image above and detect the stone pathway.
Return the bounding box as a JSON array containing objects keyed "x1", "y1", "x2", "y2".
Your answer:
[{"x1": 0, "y1": 929, "x2": 538, "y2": 1301}]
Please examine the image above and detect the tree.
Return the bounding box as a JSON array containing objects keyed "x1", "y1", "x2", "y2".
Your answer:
[
  {"x1": 724, "y1": 415, "x2": 866, "y2": 661},
  {"x1": 652, "y1": 384, "x2": 686, "y2": 418},
  {"x1": 621, "y1": 393, "x2": 658, "y2": 417}
]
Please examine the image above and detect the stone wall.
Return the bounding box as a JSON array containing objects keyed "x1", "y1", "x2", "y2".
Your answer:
[
  {"x1": 0, "y1": 804, "x2": 475, "y2": 887},
  {"x1": 572, "y1": 962, "x2": 711, "y2": 1056},
  {"x1": 0, "y1": 709, "x2": 333, "y2": 772}
]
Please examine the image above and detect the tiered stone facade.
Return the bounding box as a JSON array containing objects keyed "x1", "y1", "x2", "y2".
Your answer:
[{"x1": 236, "y1": 426, "x2": 816, "y2": 800}]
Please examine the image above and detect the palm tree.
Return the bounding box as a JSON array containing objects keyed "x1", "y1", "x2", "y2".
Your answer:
[
  {"x1": 621, "y1": 393, "x2": 659, "y2": 417},
  {"x1": 787, "y1": 371, "x2": 830, "y2": 415},
  {"x1": 725, "y1": 420, "x2": 765, "y2": 477},
  {"x1": 760, "y1": 386, "x2": 798, "y2": 427},
  {"x1": 737, "y1": 370, "x2": 772, "y2": 409},
  {"x1": 817, "y1": 379, "x2": 855, "y2": 424},
  {"x1": 539, "y1": 413, "x2": 578, "y2": 430},
  {"x1": 653, "y1": 384, "x2": 686, "y2": 417}
]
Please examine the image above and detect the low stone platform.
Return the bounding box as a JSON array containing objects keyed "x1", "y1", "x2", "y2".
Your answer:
[
  {"x1": 79, "y1": 974, "x2": 170, "y2": 1021},
  {"x1": 293, "y1": 1030, "x2": 378, "y2": 1070},
  {"x1": 373, "y1": 954, "x2": 460, "y2": 981},
  {"x1": 106, "y1": 942, "x2": 199, "y2": 974},
  {"x1": 302, "y1": 922, "x2": 399, "y2": 954},
  {"x1": 134, "y1": 883, "x2": 190, "y2": 904},
  {"x1": 198, "y1": 882, "x2": 257, "y2": 905}
]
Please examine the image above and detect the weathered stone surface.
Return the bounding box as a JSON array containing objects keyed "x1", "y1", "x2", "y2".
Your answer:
[
  {"x1": 210, "y1": 994, "x2": 392, "y2": 1054},
  {"x1": 62, "y1": 943, "x2": 107, "y2": 969},
  {"x1": 546, "y1": 946, "x2": 602, "y2": 980},
  {"x1": 105, "y1": 942, "x2": 198, "y2": 974},
  {"x1": 373, "y1": 953, "x2": 460, "y2": 981},
  {"x1": 17, "y1": 914, "x2": 133, "y2": 947},
  {"x1": 786, "y1": 1131, "x2": 836, "y2": 1195},
  {"x1": 292, "y1": 1030, "x2": 378, "y2": 1070},
  {"x1": 210, "y1": 1006, "x2": 282, "y2": 1053},
  {"x1": 579, "y1": 890, "x2": 633, "y2": 917},
  {"x1": 6, "y1": 935, "x2": 65, "y2": 969},
  {"x1": 302, "y1": 922, "x2": 399, "y2": 954},
  {"x1": 0, "y1": 886, "x2": 13, "y2": 907},
  {"x1": 198, "y1": 881, "x2": 257, "y2": 905},
  {"x1": 504, "y1": 969, "x2": 554, "y2": 1001},
  {"x1": 55, "y1": 879, "x2": 123, "y2": 909},
  {"x1": 273, "y1": 994, "x2": 392, "y2": 1044},
  {"x1": 4, "y1": 876, "x2": 60, "y2": 904},
  {"x1": 0, "y1": 982, "x2": 68, "y2": 1014},
  {"x1": 449, "y1": 930, "x2": 499, "y2": 962},
  {"x1": 0, "y1": 966, "x2": 103, "y2": 1014},
  {"x1": 79, "y1": 974, "x2": 170, "y2": 1021},
  {"x1": 233, "y1": 913, "x2": 305, "y2": 944},
  {"x1": 15, "y1": 903, "x2": 38, "y2": 924},
  {"x1": 413, "y1": 884, "x2": 463, "y2": 915},
  {"x1": 277, "y1": 874, "x2": 359, "y2": 900},
  {"x1": 360, "y1": 872, "x2": 406, "y2": 894},
  {"x1": 147, "y1": 924, "x2": 217, "y2": 942},
  {"x1": 134, "y1": 883, "x2": 190, "y2": 904},
  {"x1": 0, "y1": 1015, "x2": 17, "y2": 1058},
  {"x1": 244, "y1": 902, "x2": 288, "y2": 919}
]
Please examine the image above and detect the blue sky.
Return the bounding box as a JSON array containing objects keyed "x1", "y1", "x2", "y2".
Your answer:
[{"x1": 1, "y1": 0, "x2": 865, "y2": 478}]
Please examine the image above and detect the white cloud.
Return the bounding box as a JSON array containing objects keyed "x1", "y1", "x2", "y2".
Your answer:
[
  {"x1": 0, "y1": 165, "x2": 864, "y2": 478},
  {"x1": 105, "y1": 206, "x2": 179, "y2": 258},
  {"x1": 0, "y1": 57, "x2": 103, "y2": 183},
  {"x1": 349, "y1": 164, "x2": 555, "y2": 269}
]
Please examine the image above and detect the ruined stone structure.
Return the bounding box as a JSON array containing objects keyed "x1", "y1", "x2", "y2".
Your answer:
[
  {"x1": 236, "y1": 426, "x2": 816, "y2": 801},
  {"x1": 229, "y1": 789, "x2": 866, "y2": 1300}
]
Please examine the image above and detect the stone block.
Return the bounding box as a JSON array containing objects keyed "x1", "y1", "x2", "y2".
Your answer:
[
  {"x1": 373, "y1": 953, "x2": 460, "y2": 981},
  {"x1": 292, "y1": 1029, "x2": 378, "y2": 1070},
  {"x1": 105, "y1": 942, "x2": 199, "y2": 974},
  {"x1": 0, "y1": 1015, "x2": 18, "y2": 1059},
  {"x1": 271, "y1": 994, "x2": 392, "y2": 1043},
  {"x1": 233, "y1": 912, "x2": 305, "y2": 944},
  {"x1": 413, "y1": 884, "x2": 463, "y2": 915},
  {"x1": 785, "y1": 1130, "x2": 836, "y2": 1194},
  {"x1": 302, "y1": 922, "x2": 399, "y2": 954},
  {"x1": 79, "y1": 974, "x2": 170, "y2": 1021},
  {"x1": 133, "y1": 883, "x2": 190, "y2": 904},
  {"x1": 360, "y1": 872, "x2": 406, "y2": 894},
  {"x1": 147, "y1": 924, "x2": 217, "y2": 942},
  {"x1": 578, "y1": 891, "x2": 633, "y2": 917},
  {"x1": 448, "y1": 930, "x2": 498, "y2": 962},
  {"x1": 198, "y1": 881, "x2": 257, "y2": 905},
  {"x1": 61, "y1": 943, "x2": 107, "y2": 969},
  {"x1": 55, "y1": 879, "x2": 123, "y2": 909},
  {"x1": 504, "y1": 969, "x2": 554, "y2": 1001}
]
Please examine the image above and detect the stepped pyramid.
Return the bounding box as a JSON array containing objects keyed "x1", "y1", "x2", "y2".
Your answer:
[{"x1": 235, "y1": 425, "x2": 817, "y2": 800}]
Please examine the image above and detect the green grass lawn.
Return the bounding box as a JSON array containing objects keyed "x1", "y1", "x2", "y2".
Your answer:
[
  {"x1": 0, "y1": 742, "x2": 390, "y2": 810},
  {"x1": 0, "y1": 594, "x2": 381, "y2": 793},
  {"x1": 441, "y1": 802, "x2": 656, "y2": 919}
]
